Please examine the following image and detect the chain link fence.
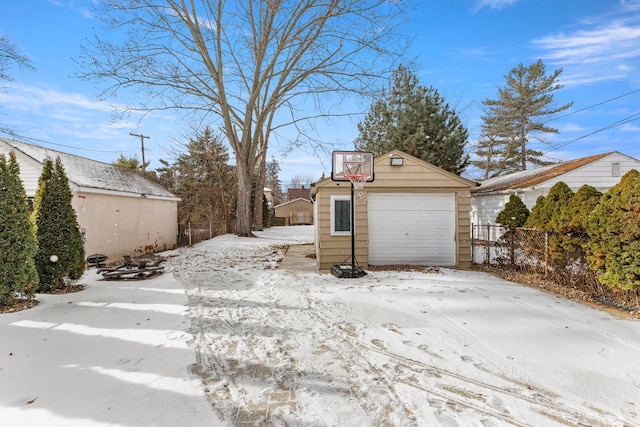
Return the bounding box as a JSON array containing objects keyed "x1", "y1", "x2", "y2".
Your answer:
[
  {"x1": 471, "y1": 224, "x2": 639, "y2": 312},
  {"x1": 177, "y1": 221, "x2": 235, "y2": 247}
]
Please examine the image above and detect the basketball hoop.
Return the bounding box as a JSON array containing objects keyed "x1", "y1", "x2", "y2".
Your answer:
[
  {"x1": 329, "y1": 151, "x2": 374, "y2": 279},
  {"x1": 345, "y1": 174, "x2": 369, "y2": 190}
]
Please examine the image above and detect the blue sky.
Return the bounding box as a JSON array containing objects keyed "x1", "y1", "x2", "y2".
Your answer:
[{"x1": 1, "y1": 0, "x2": 640, "y2": 184}]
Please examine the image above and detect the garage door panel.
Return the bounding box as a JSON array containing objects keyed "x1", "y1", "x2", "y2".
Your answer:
[{"x1": 368, "y1": 193, "x2": 456, "y2": 266}]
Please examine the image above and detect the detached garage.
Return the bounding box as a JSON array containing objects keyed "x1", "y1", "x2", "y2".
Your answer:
[{"x1": 312, "y1": 150, "x2": 477, "y2": 272}]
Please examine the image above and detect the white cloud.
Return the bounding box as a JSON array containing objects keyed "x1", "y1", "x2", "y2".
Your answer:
[
  {"x1": 559, "y1": 123, "x2": 585, "y2": 133},
  {"x1": 0, "y1": 83, "x2": 115, "y2": 113},
  {"x1": 620, "y1": 122, "x2": 640, "y2": 132},
  {"x1": 532, "y1": 4, "x2": 640, "y2": 86},
  {"x1": 534, "y1": 23, "x2": 640, "y2": 65},
  {"x1": 472, "y1": 0, "x2": 519, "y2": 13}
]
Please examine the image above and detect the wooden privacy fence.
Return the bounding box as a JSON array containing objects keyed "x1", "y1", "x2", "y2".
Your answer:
[{"x1": 177, "y1": 221, "x2": 234, "y2": 247}]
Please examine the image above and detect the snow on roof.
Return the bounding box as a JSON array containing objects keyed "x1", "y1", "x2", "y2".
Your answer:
[
  {"x1": 2, "y1": 137, "x2": 177, "y2": 198},
  {"x1": 273, "y1": 197, "x2": 313, "y2": 209},
  {"x1": 472, "y1": 152, "x2": 616, "y2": 194}
]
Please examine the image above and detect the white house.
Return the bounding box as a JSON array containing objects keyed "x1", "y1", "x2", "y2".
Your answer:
[
  {"x1": 0, "y1": 137, "x2": 180, "y2": 261},
  {"x1": 470, "y1": 152, "x2": 640, "y2": 228}
]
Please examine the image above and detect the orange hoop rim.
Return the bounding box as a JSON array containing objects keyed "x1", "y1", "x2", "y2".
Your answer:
[{"x1": 344, "y1": 173, "x2": 369, "y2": 183}]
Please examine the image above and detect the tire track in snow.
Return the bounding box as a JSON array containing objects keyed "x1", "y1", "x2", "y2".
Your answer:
[
  {"x1": 305, "y1": 293, "x2": 623, "y2": 427},
  {"x1": 173, "y1": 252, "x2": 406, "y2": 426}
]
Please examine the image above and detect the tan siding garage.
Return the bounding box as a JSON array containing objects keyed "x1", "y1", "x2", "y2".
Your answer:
[
  {"x1": 313, "y1": 150, "x2": 477, "y2": 272},
  {"x1": 368, "y1": 193, "x2": 456, "y2": 266}
]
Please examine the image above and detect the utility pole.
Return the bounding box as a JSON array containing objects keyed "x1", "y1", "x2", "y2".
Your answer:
[{"x1": 129, "y1": 132, "x2": 150, "y2": 172}]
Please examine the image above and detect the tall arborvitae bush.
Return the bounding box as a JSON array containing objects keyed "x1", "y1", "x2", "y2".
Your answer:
[
  {"x1": 560, "y1": 184, "x2": 602, "y2": 236},
  {"x1": 0, "y1": 152, "x2": 38, "y2": 305},
  {"x1": 556, "y1": 185, "x2": 603, "y2": 285},
  {"x1": 586, "y1": 169, "x2": 640, "y2": 291},
  {"x1": 495, "y1": 194, "x2": 530, "y2": 266},
  {"x1": 496, "y1": 194, "x2": 529, "y2": 228},
  {"x1": 524, "y1": 182, "x2": 575, "y2": 280},
  {"x1": 525, "y1": 182, "x2": 574, "y2": 231},
  {"x1": 33, "y1": 157, "x2": 85, "y2": 292}
]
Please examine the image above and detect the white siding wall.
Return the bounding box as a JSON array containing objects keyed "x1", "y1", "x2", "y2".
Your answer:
[
  {"x1": 536, "y1": 153, "x2": 640, "y2": 192},
  {"x1": 471, "y1": 154, "x2": 640, "y2": 229},
  {"x1": 0, "y1": 143, "x2": 42, "y2": 195}
]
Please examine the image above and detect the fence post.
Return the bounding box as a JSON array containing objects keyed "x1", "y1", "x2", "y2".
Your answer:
[
  {"x1": 188, "y1": 221, "x2": 192, "y2": 246},
  {"x1": 485, "y1": 224, "x2": 491, "y2": 264},
  {"x1": 544, "y1": 231, "x2": 548, "y2": 277},
  {"x1": 209, "y1": 221, "x2": 213, "y2": 239},
  {"x1": 471, "y1": 224, "x2": 475, "y2": 265}
]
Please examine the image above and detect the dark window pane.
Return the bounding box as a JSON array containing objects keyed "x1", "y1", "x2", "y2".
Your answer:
[{"x1": 335, "y1": 200, "x2": 351, "y2": 232}]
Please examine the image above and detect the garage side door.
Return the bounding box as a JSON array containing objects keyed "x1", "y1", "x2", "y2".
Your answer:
[{"x1": 368, "y1": 193, "x2": 456, "y2": 266}]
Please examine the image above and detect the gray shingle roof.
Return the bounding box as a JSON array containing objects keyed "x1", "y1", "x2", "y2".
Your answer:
[{"x1": 2, "y1": 137, "x2": 177, "y2": 198}]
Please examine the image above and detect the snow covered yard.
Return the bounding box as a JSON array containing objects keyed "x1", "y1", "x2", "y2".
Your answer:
[
  {"x1": 168, "y1": 225, "x2": 639, "y2": 426},
  {"x1": 1, "y1": 224, "x2": 639, "y2": 426}
]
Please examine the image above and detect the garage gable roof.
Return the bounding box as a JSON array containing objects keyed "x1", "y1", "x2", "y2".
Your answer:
[
  {"x1": 273, "y1": 198, "x2": 312, "y2": 209},
  {"x1": 379, "y1": 150, "x2": 478, "y2": 187},
  {"x1": 1, "y1": 137, "x2": 177, "y2": 198},
  {"x1": 312, "y1": 149, "x2": 477, "y2": 194},
  {"x1": 472, "y1": 152, "x2": 629, "y2": 194}
]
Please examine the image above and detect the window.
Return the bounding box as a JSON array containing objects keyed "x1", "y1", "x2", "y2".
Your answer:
[
  {"x1": 612, "y1": 162, "x2": 621, "y2": 177},
  {"x1": 330, "y1": 195, "x2": 353, "y2": 236}
]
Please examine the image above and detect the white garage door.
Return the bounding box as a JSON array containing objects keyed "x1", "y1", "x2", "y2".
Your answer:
[{"x1": 368, "y1": 193, "x2": 456, "y2": 266}]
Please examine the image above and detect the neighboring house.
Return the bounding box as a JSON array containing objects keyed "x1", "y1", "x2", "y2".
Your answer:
[
  {"x1": 286, "y1": 186, "x2": 311, "y2": 202},
  {"x1": 470, "y1": 152, "x2": 640, "y2": 228},
  {"x1": 0, "y1": 137, "x2": 180, "y2": 261},
  {"x1": 273, "y1": 198, "x2": 313, "y2": 225},
  {"x1": 312, "y1": 150, "x2": 477, "y2": 271},
  {"x1": 264, "y1": 187, "x2": 274, "y2": 207}
]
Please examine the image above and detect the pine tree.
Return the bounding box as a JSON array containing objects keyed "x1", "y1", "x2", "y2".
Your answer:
[
  {"x1": 496, "y1": 194, "x2": 529, "y2": 229},
  {"x1": 165, "y1": 127, "x2": 237, "y2": 228},
  {"x1": 355, "y1": 64, "x2": 470, "y2": 174},
  {"x1": 585, "y1": 170, "x2": 640, "y2": 291},
  {"x1": 33, "y1": 157, "x2": 85, "y2": 292},
  {"x1": 0, "y1": 152, "x2": 38, "y2": 305},
  {"x1": 473, "y1": 60, "x2": 573, "y2": 177},
  {"x1": 265, "y1": 158, "x2": 284, "y2": 206}
]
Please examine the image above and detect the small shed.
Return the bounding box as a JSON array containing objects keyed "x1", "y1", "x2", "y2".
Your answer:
[
  {"x1": 273, "y1": 198, "x2": 313, "y2": 225},
  {"x1": 312, "y1": 150, "x2": 477, "y2": 271},
  {"x1": 0, "y1": 137, "x2": 180, "y2": 261},
  {"x1": 471, "y1": 152, "x2": 640, "y2": 227}
]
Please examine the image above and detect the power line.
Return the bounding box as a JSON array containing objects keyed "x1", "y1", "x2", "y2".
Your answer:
[
  {"x1": 549, "y1": 88, "x2": 640, "y2": 122},
  {"x1": 544, "y1": 111, "x2": 640, "y2": 154},
  {"x1": 2, "y1": 131, "x2": 139, "y2": 154}
]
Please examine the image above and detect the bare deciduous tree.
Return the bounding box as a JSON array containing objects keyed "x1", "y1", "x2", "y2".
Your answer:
[
  {"x1": 1, "y1": 33, "x2": 34, "y2": 136},
  {"x1": 77, "y1": 0, "x2": 411, "y2": 236}
]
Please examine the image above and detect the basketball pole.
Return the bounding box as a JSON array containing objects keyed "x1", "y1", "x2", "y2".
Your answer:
[{"x1": 350, "y1": 180, "x2": 356, "y2": 277}]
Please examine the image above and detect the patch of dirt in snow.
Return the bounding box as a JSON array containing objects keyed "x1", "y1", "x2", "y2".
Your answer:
[{"x1": 164, "y1": 229, "x2": 635, "y2": 426}]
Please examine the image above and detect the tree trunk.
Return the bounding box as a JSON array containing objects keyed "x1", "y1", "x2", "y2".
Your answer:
[
  {"x1": 236, "y1": 161, "x2": 254, "y2": 237},
  {"x1": 252, "y1": 152, "x2": 267, "y2": 229}
]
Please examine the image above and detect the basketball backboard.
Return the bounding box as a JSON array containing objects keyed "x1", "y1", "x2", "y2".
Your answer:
[{"x1": 331, "y1": 151, "x2": 375, "y2": 182}]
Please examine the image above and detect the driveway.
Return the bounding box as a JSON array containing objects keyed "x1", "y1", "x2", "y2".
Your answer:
[{"x1": 1, "y1": 225, "x2": 639, "y2": 426}]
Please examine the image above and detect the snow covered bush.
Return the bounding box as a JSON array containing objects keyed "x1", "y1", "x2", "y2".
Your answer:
[{"x1": 0, "y1": 152, "x2": 38, "y2": 305}]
